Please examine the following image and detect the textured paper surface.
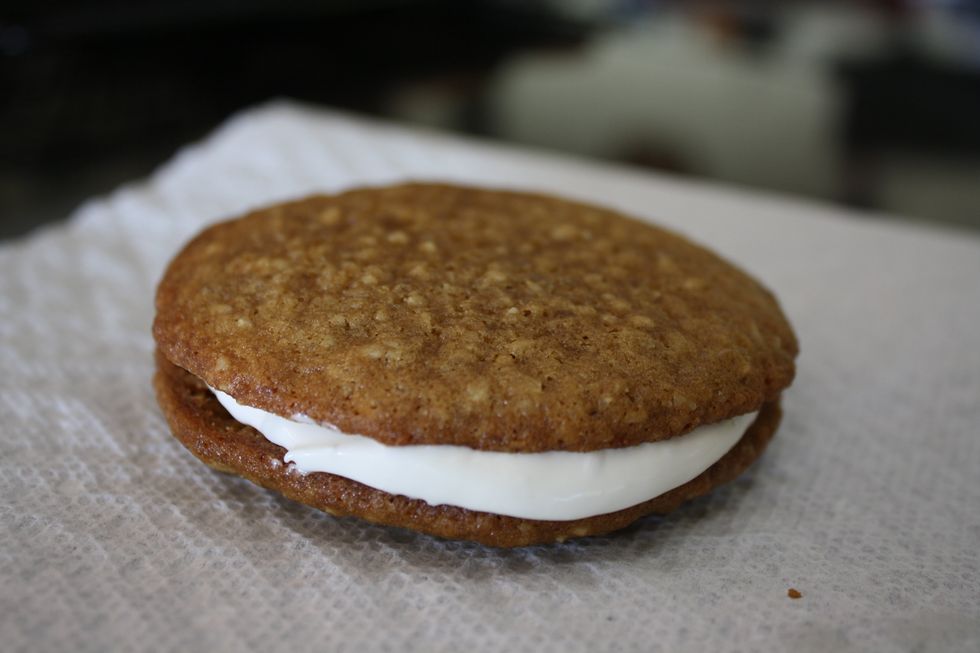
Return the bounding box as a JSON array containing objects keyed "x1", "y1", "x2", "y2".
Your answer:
[{"x1": 2, "y1": 102, "x2": 979, "y2": 653}]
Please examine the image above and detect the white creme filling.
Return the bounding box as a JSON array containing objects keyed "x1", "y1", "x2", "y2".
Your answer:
[{"x1": 211, "y1": 388, "x2": 757, "y2": 521}]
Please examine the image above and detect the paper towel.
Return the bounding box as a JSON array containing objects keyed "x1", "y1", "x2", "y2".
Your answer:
[{"x1": 1, "y1": 101, "x2": 978, "y2": 653}]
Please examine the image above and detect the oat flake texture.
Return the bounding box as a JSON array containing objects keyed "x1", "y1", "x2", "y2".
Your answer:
[
  {"x1": 153, "y1": 183, "x2": 796, "y2": 452},
  {"x1": 2, "y1": 102, "x2": 979, "y2": 652}
]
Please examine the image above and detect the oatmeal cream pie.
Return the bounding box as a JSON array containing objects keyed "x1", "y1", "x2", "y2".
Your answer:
[{"x1": 153, "y1": 183, "x2": 797, "y2": 547}]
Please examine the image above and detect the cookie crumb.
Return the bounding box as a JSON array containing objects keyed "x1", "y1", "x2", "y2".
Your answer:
[{"x1": 787, "y1": 588, "x2": 802, "y2": 599}]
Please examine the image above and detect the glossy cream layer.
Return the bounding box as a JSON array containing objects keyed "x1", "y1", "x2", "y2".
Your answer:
[{"x1": 212, "y1": 388, "x2": 756, "y2": 521}]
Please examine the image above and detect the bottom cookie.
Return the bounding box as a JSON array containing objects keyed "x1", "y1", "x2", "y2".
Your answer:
[{"x1": 153, "y1": 351, "x2": 781, "y2": 547}]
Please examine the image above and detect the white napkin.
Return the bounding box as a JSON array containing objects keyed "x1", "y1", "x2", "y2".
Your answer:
[{"x1": 2, "y1": 101, "x2": 978, "y2": 653}]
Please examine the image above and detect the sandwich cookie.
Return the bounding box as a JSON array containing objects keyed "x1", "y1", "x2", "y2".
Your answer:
[{"x1": 153, "y1": 183, "x2": 797, "y2": 546}]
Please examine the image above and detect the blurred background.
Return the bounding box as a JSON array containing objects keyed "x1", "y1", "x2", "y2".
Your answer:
[{"x1": 2, "y1": 0, "x2": 979, "y2": 239}]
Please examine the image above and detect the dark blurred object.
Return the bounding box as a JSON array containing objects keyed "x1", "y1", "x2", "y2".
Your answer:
[
  {"x1": 0, "y1": 0, "x2": 585, "y2": 238},
  {"x1": 840, "y1": 50, "x2": 980, "y2": 208}
]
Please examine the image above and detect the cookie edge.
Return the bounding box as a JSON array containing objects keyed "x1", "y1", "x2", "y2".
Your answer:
[{"x1": 153, "y1": 351, "x2": 782, "y2": 547}]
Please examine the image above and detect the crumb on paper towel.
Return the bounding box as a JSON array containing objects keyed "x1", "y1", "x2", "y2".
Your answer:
[{"x1": 788, "y1": 588, "x2": 803, "y2": 599}]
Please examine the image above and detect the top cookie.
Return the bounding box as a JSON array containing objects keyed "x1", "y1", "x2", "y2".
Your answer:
[{"x1": 154, "y1": 183, "x2": 797, "y2": 453}]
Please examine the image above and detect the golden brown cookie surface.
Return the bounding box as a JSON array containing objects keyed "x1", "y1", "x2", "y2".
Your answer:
[
  {"x1": 154, "y1": 183, "x2": 797, "y2": 453},
  {"x1": 154, "y1": 351, "x2": 782, "y2": 547}
]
